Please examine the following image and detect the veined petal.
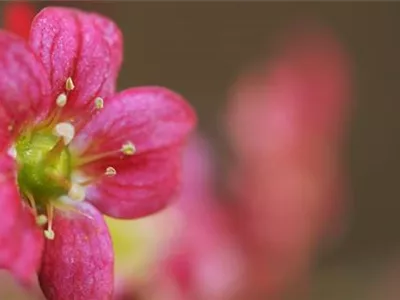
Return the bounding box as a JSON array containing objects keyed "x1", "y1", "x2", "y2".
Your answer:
[
  {"x1": 0, "y1": 155, "x2": 44, "y2": 284},
  {"x1": 86, "y1": 148, "x2": 182, "y2": 219},
  {"x1": 225, "y1": 26, "x2": 351, "y2": 296},
  {"x1": 38, "y1": 202, "x2": 113, "y2": 300},
  {"x1": 0, "y1": 30, "x2": 51, "y2": 144},
  {"x1": 73, "y1": 86, "x2": 196, "y2": 159},
  {"x1": 29, "y1": 7, "x2": 123, "y2": 115},
  {"x1": 73, "y1": 87, "x2": 195, "y2": 218}
]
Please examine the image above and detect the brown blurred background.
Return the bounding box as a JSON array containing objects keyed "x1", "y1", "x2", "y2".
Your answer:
[{"x1": 2, "y1": 2, "x2": 400, "y2": 299}]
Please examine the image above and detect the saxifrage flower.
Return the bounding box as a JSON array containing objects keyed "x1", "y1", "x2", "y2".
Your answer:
[
  {"x1": 0, "y1": 6, "x2": 196, "y2": 300},
  {"x1": 225, "y1": 25, "x2": 351, "y2": 297}
]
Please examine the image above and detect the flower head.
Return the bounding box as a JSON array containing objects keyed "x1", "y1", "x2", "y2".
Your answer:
[
  {"x1": 225, "y1": 25, "x2": 351, "y2": 296},
  {"x1": 0, "y1": 6, "x2": 195, "y2": 299}
]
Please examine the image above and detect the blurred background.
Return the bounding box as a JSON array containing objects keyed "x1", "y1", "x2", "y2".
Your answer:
[{"x1": 1, "y1": 1, "x2": 400, "y2": 300}]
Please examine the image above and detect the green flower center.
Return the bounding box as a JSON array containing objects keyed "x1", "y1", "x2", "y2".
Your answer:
[
  {"x1": 10, "y1": 77, "x2": 136, "y2": 240},
  {"x1": 15, "y1": 127, "x2": 72, "y2": 209}
]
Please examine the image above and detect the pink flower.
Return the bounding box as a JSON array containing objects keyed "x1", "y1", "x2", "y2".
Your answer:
[
  {"x1": 146, "y1": 134, "x2": 244, "y2": 300},
  {"x1": 0, "y1": 6, "x2": 195, "y2": 300},
  {"x1": 225, "y1": 25, "x2": 352, "y2": 297},
  {"x1": 111, "y1": 133, "x2": 244, "y2": 300}
]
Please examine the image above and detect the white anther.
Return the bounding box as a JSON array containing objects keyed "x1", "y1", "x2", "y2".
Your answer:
[
  {"x1": 53, "y1": 122, "x2": 75, "y2": 145},
  {"x1": 44, "y1": 229, "x2": 55, "y2": 240},
  {"x1": 56, "y1": 93, "x2": 68, "y2": 107},
  {"x1": 121, "y1": 142, "x2": 136, "y2": 155},
  {"x1": 95, "y1": 97, "x2": 104, "y2": 109},
  {"x1": 36, "y1": 215, "x2": 48, "y2": 226},
  {"x1": 105, "y1": 166, "x2": 117, "y2": 177},
  {"x1": 65, "y1": 77, "x2": 75, "y2": 91},
  {"x1": 68, "y1": 183, "x2": 86, "y2": 202}
]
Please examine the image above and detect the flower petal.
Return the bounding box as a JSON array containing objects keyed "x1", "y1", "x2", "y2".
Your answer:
[
  {"x1": 74, "y1": 86, "x2": 196, "y2": 158},
  {"x1": 225, "y1": 26, "x2": 351, "y2": 296},
  {"x1": 72, "y1": 87, "x2": 195, "y2": 219},
  {"x1": 29, "y1": 7, "x2": 123, "y2": 115},
  {"x1": 86, "y1": 148, "x2": 182, "y2": 219},
  {"x1": 38, "y1": 202, "x2": 113, "y2": 300},
  {"x1": 0, "y1": 154, "x2": 44, "y2": 284},
  {"x1": 0, "y1": 30, "x2": 51, "y2": 144}
]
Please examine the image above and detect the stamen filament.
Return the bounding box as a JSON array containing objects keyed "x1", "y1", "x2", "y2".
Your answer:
[
  {"x1": 75, "y1": 149, "x2": 122, "y2": 167},
  {"x1": 43, "y1": 93, "x2": 68, "y2": 129},
  {"x1": 25, "y1": 192, "x2": 37, "y2": 216},
  {"x1": 44, "y1": 204, "x2": 55, "y2": 240},
  {"x1": 75, "y1": 142, "x2": 135, "y2": 167},
  {"x1": 78, "y1": 166, "x2": 117, "y2": 186},
  {"x1": 70, "y1": 97, "x2": 105, "y2": 134}
]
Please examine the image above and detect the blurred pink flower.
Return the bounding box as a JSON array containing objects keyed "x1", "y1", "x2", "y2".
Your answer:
[
  {"x1": 113, "y1": 133, "x2": 244, "y2": 300},
  {"x1": 225, "y1": 25, "x2": 352, "y2": 298},
  {"x1": 151, "y1": 134, "x2": 244, "y2": 300},
  {"x1": 0, "y1": 6, "x2": 195, "y2": 300}
]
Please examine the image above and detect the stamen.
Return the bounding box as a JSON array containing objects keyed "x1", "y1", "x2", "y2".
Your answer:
[
  {"x1": 56, "y1": 93, "x2": 67, "y2": 108},
  {"x1": 79, "y1": 166, "x2": 117, "y2": 186},
  {"x1": 105, "y1": 166, "x2": 117, "y2": 177},
  {"x1": 25, "y1": 192, "x2": 37, "y2": 216},
  {"x1": 68, "y1": 183, "x2": 86, "y2": 202},
  {"x1": 53, "y1": 122, "x2": 75, "y2": 145},
  {"x1": 71, "y1": 97, "x2": 105, "y2": 135},
  {"x1": 36, "y1": 214, "x2": 48, "y2": 226},
  {"x1": 44, "y1": 230, "x2": 55, "y2": 240},
  {"x1": 39, "y1": 92, "x2": 67, "y2": 130},
  {"x1": 65, "y1": 77, "x2": 75, "y2": 91},
  {"x1": 121, "y1": 142, "x2": 136, "y2": 155},
  {"x1": 44, "y1": 204, "x2": 55, "y2": 240},
  {"x1": 95, "y1": 97, "x2": 104, "y2": 110},
  {"x1": 75, "y1": 141, "x2": 136, "y2": 167}
]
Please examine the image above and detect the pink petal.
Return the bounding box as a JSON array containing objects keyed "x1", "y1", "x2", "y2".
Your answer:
[
  {"x1": 0, "y1": 154, "x2": 44, "y2": 284},
  {"x1": 86, "y1": 148, "x2": 182, "y2": 219},
  {"x1": 29, "y1": 7, "x2": 123, "y2": 116},
  {"x1": 178, "y1": 133, "x2": 216, "y2": 211},
  {"x1": 39, "y1": 202, "x2": 113, "y2": 300},
  {"x1": 74, "y1": 87, "x2": 196, "y2": 158},
  {"x1": 0, "y1": 30, "x2": 51, "y2": 144},
  {"x1": 226, "y1": 25, "x2": 351, "y2": 162},
  {"x1": 225, "y1": 26, "x2": 352, "y2": 296},
  {"x1": 73, "y1": 87, "x2": 195, "y2": 219}
]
